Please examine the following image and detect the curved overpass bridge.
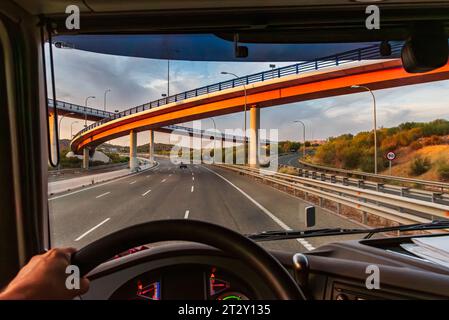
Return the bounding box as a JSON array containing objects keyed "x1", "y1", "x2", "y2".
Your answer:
[
  {"x1": 70, "y1": 43, "x2": 449, "y2": 170},
  {"x1": 48, "y1": 99, "x2": 252, "y2": 169}
]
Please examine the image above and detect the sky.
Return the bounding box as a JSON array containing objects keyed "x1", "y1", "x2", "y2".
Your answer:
[{"x1": 50, "y1": 39, "x2": 449, "y2": 147}]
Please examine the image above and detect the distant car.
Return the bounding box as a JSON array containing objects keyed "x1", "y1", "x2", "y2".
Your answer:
[{"x1": 179, "y1": 162, "x2": 187, "y2": 169}]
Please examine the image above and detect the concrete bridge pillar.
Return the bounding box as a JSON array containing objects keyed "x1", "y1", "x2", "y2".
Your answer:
[
  {"x1": 149, "y1": 130, "x2": 154, "y2": 164},
  {"x1": 249, "y1": 106, "x2": 260, "y2": 167},
  {"x1": 130, "y1": 130, "x2": 138, "y2": 171},
  {"x1": 48, "y1": 113, "x2": 58, "y2": 165},
  {"x1": 83, "y1": 148, "x2": 89, "y2": 169}
]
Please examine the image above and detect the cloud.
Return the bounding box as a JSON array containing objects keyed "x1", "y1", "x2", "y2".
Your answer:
[{"x1": 52, "y1": 44, "x2": 449, "y2": 145}]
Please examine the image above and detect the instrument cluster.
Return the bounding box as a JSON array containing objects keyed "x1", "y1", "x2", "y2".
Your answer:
[{"x1": 109, "y1": 264, "x2": 253, "y2": 300}]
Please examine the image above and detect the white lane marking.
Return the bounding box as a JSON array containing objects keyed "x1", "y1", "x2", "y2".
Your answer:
[
  {"x1": 192, "y1": 177, "x2": 195, "y2": 181},
  {"x1": 202, "y1": 166, "x2": 316, "y2": 251},
  {"x1": 169, "y1": 174, "x2": 172, "y2": 177},
  {"x1": 95, "y1": 192, "x2": 110, "y2": 199},
  {"x1": 129, "y1": 180, "x2": 137, "y2": 185},
  {"x1": 296, "y1": 238, "x2": 315, "y2": 251},
  {"x1": 184, "y1": 210, "x2": 190, "y2": 219},
  {"x1": 161, "y1": 178, "x2": 167, "y2": 183},
  {"x1": 192, "y1": 172, "x2": 194, "y2": 176},
  {"x1": 191, "y1": 185, "x2": 194, "y2": 192},
  {"x1": 49, "y1": 162, "x2": 159, "y2": 201},
  {"x1": 142, "y1": 189, "x2": 152, "y2": 196},
  {"x1": 75, "y1": 218, "x2": 110, "y2": 242}
]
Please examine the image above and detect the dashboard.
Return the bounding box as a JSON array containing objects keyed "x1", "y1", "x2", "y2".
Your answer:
[
  {"x1": 81, "y1": 235, "x2": 449, "y2": 300},
  {"x1": 109, "y1": 264, "x2": 253, "y2": 300}
]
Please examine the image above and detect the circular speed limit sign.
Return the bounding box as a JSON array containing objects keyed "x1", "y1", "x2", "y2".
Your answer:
[{"x1": 386, "y1": 151, "x2": 396, "y2": 161}]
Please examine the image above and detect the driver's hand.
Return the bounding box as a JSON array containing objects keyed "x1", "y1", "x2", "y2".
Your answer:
[{"x1": 0, "y1": 248, "x2": 90, "y2": 300}]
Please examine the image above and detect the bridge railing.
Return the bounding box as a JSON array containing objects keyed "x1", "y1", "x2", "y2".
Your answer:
[
  {"x1": 48, "y1": 98, "x2": 254, "y2": 143},
  {"x1": 165, "y1": 123, "x2": 273, "y2": 143},
  {"x1": 48, "y1": 99, "x2": 116, "y2": 118},
  {"x1": 72, "y1": 42, "x2": 403, "y2": 140}
]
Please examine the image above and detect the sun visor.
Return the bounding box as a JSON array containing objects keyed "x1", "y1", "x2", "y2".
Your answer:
[{"x1": 52, "y1": 34, "x2": 391, "y2": 62}]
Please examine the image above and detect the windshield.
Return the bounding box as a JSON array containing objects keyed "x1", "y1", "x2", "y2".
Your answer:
[{"x1": 47, "y1": 34, "x2": 449, "y2": 253}]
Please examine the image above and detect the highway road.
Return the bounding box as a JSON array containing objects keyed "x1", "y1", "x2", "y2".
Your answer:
[
  {"x1": 48, "y1": 157, "x2": 361, "y2": 253},
  {"x1": 278, "y1": 152, "x2": 302, "y2": 168}
]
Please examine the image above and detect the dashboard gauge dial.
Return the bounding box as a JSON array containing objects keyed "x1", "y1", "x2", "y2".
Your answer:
[
  {"x1": 136, "y1": 280, "x2": 161, "y2": 300},
  {"x1": 216, "y1": 292, "x2": 249, "y2": 300},
  {"x1": 209, "y1": 273, "x2": 230, "y2": 296}
]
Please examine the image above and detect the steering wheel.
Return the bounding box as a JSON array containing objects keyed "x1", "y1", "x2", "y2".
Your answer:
[{"x1": 71, "y1": 219, "x2": 305, "y2": 300}]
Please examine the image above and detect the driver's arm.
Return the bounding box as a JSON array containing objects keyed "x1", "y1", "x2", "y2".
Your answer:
[{"x1": 0, "y1": 248, "x2": 90, "y2": 300}]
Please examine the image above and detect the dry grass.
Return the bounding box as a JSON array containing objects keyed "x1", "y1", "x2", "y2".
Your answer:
[
  {"x1": 381, "y1": 144, "x2": 449, "y2": 181},
  {"x1": 278, "y1": 167, "x2": 298, "y2": 175}
]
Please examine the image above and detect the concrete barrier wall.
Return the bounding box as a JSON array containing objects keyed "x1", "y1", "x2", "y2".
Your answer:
[{"x1": 48, "y1": 158, "x2": 156, "y2": 195}]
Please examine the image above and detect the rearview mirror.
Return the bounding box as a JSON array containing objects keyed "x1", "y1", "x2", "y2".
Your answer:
[
  {"x1": 401, "y1": 23, "x2": 448, "y2": 73},
  {"x1": 305, "y1": 206, "x2": 316, "y2": 228}
]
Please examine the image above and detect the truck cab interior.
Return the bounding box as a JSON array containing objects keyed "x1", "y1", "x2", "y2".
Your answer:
[{"x1": 1, "y1": 0, "x2": 449, "y2": 301}]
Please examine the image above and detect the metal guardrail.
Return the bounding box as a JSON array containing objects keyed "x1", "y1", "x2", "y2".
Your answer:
[
  {"x1": 279, "y1": 164, "x2": 449, "y2": 205},
  {"x1": 72, "y1": 42, "x2": 403, "y2": 140},
  {"x1": 215, "y1": 164, "x2": 449, "y2": 226},
  {"x1": 48, "y1": 162, "x2": 127, "y2": 176},
  {"x1": 297, "y1": 160, "x2": 449, "y2": 193}
]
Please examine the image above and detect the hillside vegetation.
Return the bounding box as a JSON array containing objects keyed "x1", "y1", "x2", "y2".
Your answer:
[{"x1": 311, "y1": 119, "x2": 449, "y2": 181}]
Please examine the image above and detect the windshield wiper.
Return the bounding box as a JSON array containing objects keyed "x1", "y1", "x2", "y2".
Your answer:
[{"x1": 247, "y1": 220, "x2": 449, "y2": 242}]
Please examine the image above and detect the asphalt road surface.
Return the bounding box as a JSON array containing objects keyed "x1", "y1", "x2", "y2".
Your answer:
[
  {"x1": 278, "y1": 152, "x2": 302, "y2": 168},
  {"x1": 48, "y1": 157, "x2": 361, "y2": 253}
]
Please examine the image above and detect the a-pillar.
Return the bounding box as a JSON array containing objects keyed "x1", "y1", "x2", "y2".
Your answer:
[
  {"x1": 130, "y1": 130, "x2": 138, "y2": 171},
  {"x1": 149, "y1": 130, "x2": 154, "y2": 164},
  {"x1": 249, "y1": 106, "x2": 260, "y2": 167},
  {"x1": 83, "y1": 148, "x2": 89, "y2": 169}
]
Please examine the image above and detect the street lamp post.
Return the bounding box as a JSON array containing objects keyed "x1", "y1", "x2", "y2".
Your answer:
[
  {"x1": 351, "y1": 85, "x2": 378, "y2": 174},
  {"x1": 167, "y1": 59, "x2": 170, "y2": 96},
  {"x1": 58, "y1": 113, "x2": 75, "y2": 139},
  {"x1": 57, "y1": 112, "x2": 75, "y2": 170},
  {"x1": 220, "y1": 71, "x2": 247, "y2": 164},
  {"x1": 104, "y1": 89, "x2": 111, "y2": 111},
  {"x1": 269, "y1": 64, "x2": 276, "y2": 78},
  {"x1": 84, "y1": 95, "x2": 96, "y2": 127},
  {"x1": 294, "y1": 120, "x2": 306, "y2": 159},
  {"x1": 70, "y1": 121, "x2": 79, "y2": 138}
]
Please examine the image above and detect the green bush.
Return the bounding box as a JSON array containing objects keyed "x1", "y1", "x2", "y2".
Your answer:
[
  {"x1": 437, "y1": 161, "x2": 449, "y2": 181},
  {"x1": 312, "y1": 119, "x2": 448, "y2": 171},
  {"x1": 409, "y1": 156, "x2": 432, "y2": 176},
  {"x1": 341, "y1": 146, "x2": 361, "y2": 169},
  {"x1": 359, "y1": 156, "x2": 375, "y2": 173},
  {"x1": 105, "y1": 152, "x2": 129, "y2": 164}
]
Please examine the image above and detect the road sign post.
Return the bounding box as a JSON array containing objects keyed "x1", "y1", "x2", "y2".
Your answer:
[{"x1": 386, "y1": 151, "x2": 396, "y2": 176}]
